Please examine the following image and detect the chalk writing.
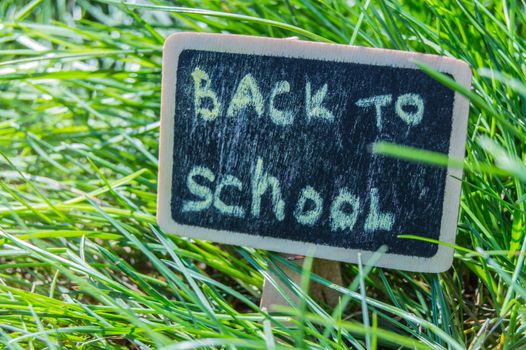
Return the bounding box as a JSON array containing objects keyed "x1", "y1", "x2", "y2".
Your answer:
[
  {"x1": 330, "y1": 189, "x2": 361, "y2": 232},
  {"x1": 305, "y1": 80, "x2": 335, "y2": 122},
  {"x1": 214, "y1": 175, "x2": 245, "y2": 218},
  {"x1": 191, "y1": 66, "x2": 426, "y2": 131},
  {"x1": 227, "y1": 73, "x2": 264, "y2": 119},
  {"x1": 181, "y1": 160, "x2": 400, "y2": 233},
  {"x1": 191, "y1": 67, "x2": 221, "y2": 121},
  {"x1": 294, "y1": 186, "x2": 323, "y2": 226},
  {"x1": 395, "y1": 93, "x2": 424, "y2": 126},
  {"x1": 356, "y1": 95, "x2": 392, "y2": 131},
  {"x1": 170, "y1": 49, "x2": 457, "y2": 257},
  {"x1": 270, "y1": 80, "x2": 293, "y2": 125},
  {"x1": 364, "y1": 188, "x2": 394, "y2": 232},
  {"x1": 182, "y1": 165, "x2": 215, "y2": 212},
  {"x1": 251, "y1": 157, "x2": 285, "y2": 221}
]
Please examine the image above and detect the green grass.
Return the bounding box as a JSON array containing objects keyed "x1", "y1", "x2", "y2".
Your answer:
[{"x1": 1, "y1": 0, "x2": 526, "y2": 348}]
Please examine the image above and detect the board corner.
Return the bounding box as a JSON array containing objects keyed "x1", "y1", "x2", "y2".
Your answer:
[{"x1": 423, "y1": 245, "x2": 455, "y2": 273}]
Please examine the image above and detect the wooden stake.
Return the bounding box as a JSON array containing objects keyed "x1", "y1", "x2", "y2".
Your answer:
[
  {"x1": 311, "y1": 258, "x2": 344, "y2": 307},
  {"x1": 260, "y1": 254, "x2": 343, "y2": 314}
]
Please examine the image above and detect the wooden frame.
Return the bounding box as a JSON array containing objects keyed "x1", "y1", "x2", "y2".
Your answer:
[{"x1": 157, "y1": 32, "x2": 471, "y2": 273}]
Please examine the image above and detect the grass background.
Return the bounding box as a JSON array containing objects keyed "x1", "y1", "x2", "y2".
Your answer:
[{"x1": 1, "y1": 0, "x2": 526, "y2": 349}]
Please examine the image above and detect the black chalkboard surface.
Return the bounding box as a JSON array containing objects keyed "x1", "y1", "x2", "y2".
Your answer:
[{"x1": 157, "y1": 33, "x2": 471, "y2": 272}]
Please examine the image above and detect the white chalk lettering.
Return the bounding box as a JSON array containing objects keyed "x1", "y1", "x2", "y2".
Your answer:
[
  {"x1": 364, "y1": 187, "x2": 394, "y2": 232},
  {"x1": 182, "y1": 165, "x2": 215, "y2": 213},
  {"x1": 305, "y1": 79, "x2": 335, "y2": 122},
  {"x1": 355, "y1": 94, "x2": 392, "y2": 131},
  {"x1": 395, "y1": 93, "x2": 424, "y2": 126},
  {"x1": 191, "y1": 67, "x2": 221, "y2": 121},
  {"x1": 192, "y1": 67, "x2": 428, "y2": 130},
  {"x1": 269, "y1": 80, "x2": 293, "y2": 125},
  {"x1": 330, "y1": 189, "x2": 361, "y2": 232},
  {"x1": 251, "y1": 157, "x2": 285, "y2": 221},
  {"x1": 227, "y1": 73, "x2": 264, "y2": 118},
  {"x1": 213, "y1": 175, "x2": 245, "y2": 218},
  {"x1": 181, "y1": 162, "x2": 398, "y2": 233},
  {"x1": 294, "y1": 186, "x2": 323, "y2": 226}
]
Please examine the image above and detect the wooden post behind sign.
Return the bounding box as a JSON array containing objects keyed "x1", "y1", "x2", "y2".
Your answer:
[{"x1": 260, "y1": 254, "x2": 343, "y2": 313}]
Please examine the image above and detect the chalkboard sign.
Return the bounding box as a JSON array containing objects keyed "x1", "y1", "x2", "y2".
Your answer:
[{"x1": 157, "y1": 33, "x2": 471, "y2": 272}]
